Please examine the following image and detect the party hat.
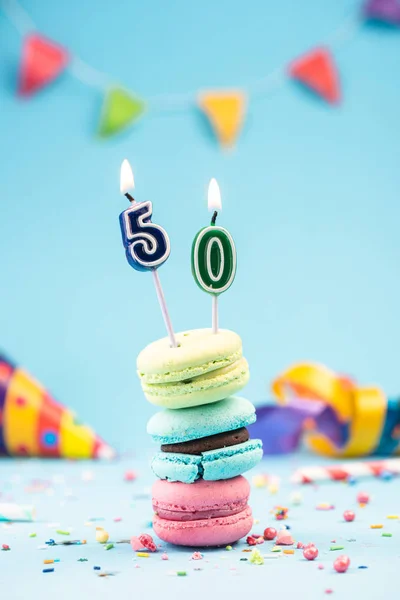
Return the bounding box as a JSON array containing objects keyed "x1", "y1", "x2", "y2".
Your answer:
[{"x1": 0, "y1": 354, "x2": 115, "y2": 459}]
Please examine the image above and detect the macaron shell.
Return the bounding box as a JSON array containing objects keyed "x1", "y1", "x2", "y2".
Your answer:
[
  {"x1": 151, "y1": 453, "x2": 201, "y2": 484},
  {"x1": 142, "y1": 357, "x2": 249, "y2": 409},
  {"x1": 147, "y1": 396, "x2": 256, "y2": 444},
  {"x1": 151, "y1": 440, "x2": 263, "y2": 483},
  {"x1": 152, "y1": 476, "x2": 250, "y2": 516},
  {"x1": 153, "y1": 506, "x2": 253, "y2": 547},
  {"x1": 137, "y1": 329, "x2": 243, "y2": 383}
]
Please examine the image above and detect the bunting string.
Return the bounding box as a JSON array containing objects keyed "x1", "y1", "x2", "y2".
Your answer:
[{"x1": 0, "y1": 0, "x2": 398, "y2": 146}]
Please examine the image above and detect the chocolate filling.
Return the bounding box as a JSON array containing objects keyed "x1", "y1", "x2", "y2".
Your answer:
[{"x1": 161, "y1": 427, "x2": 249, "y2": 455}]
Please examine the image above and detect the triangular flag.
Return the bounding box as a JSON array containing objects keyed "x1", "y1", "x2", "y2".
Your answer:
[
  {"x1": 363, "y1": 0, "x2": 400, "y2": 25},
  {"x1": 0, "y1": 354, "x2": 115, "y2": 459},
  {"x1": 198, "y1": 91, "x2": 246, "y2": 147},
  {"x1": 288, "y1": 47, "x2": 340, "y2": 105},
  {"x1": 98, "y1": 88, "x2": 146, "y2": 137},
  {"x1": 18, "y1": 34, "x2": 69, "y2": 96}
]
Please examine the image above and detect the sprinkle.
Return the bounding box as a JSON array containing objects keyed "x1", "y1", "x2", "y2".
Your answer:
[
  {"x1": 283, "y1": 549, "x2": 295, "y2": 555},
  {"x1": 124, "y1": 470, "x2": 137, "y2": 482},
  {"x1": 161, "y1": 553, "x2": 169, "y2": 560},
  {"x1": 273, "y1": 506, "x2": 288, "y2": 520},
  {"x1": 358, "y1": 565, "x2": 368, "y2": 569},
  {"x1": 249, "y1": 549, "x2": 264, "y2": 565},
  {"x1": 357, "y1": 491, "x2": 370, "y2": 504},
  {"x1": 343, "y1": 510, "x2": 355, "y2": 522},
  {"x1": 240, "y1": 558, "x2": 248, "y2": 561},
  {"x1": 382, "y1": 533, "x2": 392, "y2": 537},
  {"x1": 290, "y1": 491, "x2": 302, "y2": 505},
  {"x1": 1, "y1": 544, "x2": 10, "y2": 551},
  {"x1": 136, "y1": 552, "x2": 149, "y2": 557},
  {"x1": 56, "y1": 530, "x2": 70, "y2": 535},
  {"x1": 268, "y1": 482, "x2": 279, "y2": 494},
  {"x1": 330, "y1": 545, "x2": 344, "y2": 551},
  {"x1": 271, "y1": 546, "x2": 282, "y2": 552},
  {"x1": 29, "y1": 533, "x2": 37, "y2": 538},
  {"x1": 334, "y1": 555, "x2": 350, "y2": 573},
  {"x1": 191, "y1": 552, "x2": 203, "y2": 560},
  {"x1": 43, "y1": 560, "x2": 54, "y2": 564},
  {"x1": 386, "y1": 515, "x2": 399, "y2": 519},
  {"x1": 113, "y1": 517, "x2": 122, "y2": 522},
  {"x1": 43, "y1": 568, "x2": 54, "y2": 573},
  {"x1": 225, "y1": 545, "x2": 233, "y2": 551},
  {"x1": 316, "y1": 503, "x2": 335, "y2": 511},
  {"x1": 77, "y1": 558, "x2": 88, "y2": 562},
  {"x1": 370, "y1": 524, "x2": 383, "y2": 529},
  {"x1": 176, "y1": 571, "x2": 187, "y2": 576},
  {"x1": 105, "y1": 543, "x2": 114, "y2": 550},
  {"x1": 325, "y1": 590, "x2": 333, "y2": 595},
  {"x1": 54, "y1": 559, "x2": 60, "y2": 563},
  {"x1": 252, "y1": 474, "x2": 268, "y2": 488},
  {"x1": 318, "y1": 564, "x2": 324, "y2": 570},
  {"x1": 93, "y1": 566, "x2": 101, "y2": 570},
  {"x1": 96, "y1": 530, "x2": 109, "y2": 544}
]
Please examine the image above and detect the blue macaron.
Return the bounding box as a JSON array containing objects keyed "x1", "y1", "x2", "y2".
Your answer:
[{"x1": 147, "y1": 396, "x2": 263, "y2": 483}]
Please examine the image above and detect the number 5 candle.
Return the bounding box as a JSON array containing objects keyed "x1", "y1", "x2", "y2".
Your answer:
[
  {"x1": 119, "y1": 159, "x2": 177, "y2": 347},
  {"x1": 191, "y1": 179, "x2": 237, "y2": 334}
]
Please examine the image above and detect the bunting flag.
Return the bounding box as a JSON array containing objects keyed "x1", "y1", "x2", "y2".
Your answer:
[
  {"x1": 98, "y1": 88, "x2": 146, "y2": 137},
  {"x1": 1, "y1": 0, "x2": 397, "y2": 145},
  {"x1": 0, "y1": 353, "x2": 115, "y2": 459},
  {"x1": 197, "y1": 91, "x2": 247, "y2": 147},
  {"x1": 363, "y1": 0, "x2": 400, "y2": 25},
  {"x1": 288, "y1": 47, "x2": 341, "y2": 105},
  {"x1": 18, "y1": 34, "x2": 69, "y2": 97}
]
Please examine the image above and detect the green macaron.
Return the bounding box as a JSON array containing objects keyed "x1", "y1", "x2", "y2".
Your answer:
[{"x1": 137, "y1": 328, "x2": 249, "y2": 409}]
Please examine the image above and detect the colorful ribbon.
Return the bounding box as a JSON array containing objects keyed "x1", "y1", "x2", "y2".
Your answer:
[{"x1": 249, "y1": 362, "x2": 400, "y2": 457}]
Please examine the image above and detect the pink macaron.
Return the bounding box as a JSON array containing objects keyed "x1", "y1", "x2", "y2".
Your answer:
[{"x1": 152, "y1": 476, "x2": 253, "y2": 546}]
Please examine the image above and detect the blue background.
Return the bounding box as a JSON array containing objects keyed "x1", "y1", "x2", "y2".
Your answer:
[{"x1": 0, "y1": 0, "x2": 399, "y2": 452}]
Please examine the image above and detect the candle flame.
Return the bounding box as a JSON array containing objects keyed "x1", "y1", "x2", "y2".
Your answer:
[
  {"x1": 120, "y1": 159, "x2": 135, "y2": 194},
  {"x1": 208, "y1": 178, "x2": 222, "y2": 211}
]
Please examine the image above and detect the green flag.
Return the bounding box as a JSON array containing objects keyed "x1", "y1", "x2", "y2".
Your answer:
[{"x1": 98, "y1": 88, "x2": 146, "y2": 137}]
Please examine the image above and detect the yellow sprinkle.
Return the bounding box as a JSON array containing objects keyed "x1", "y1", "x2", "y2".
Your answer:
[
  {"x1": 43, "y1": 559, "x2": 54, "y2": 564},
  {"x1": 95, "y1": 526, "x2": 104, "y2": 531},
  {"x1": 252, "y1": 474, "x2": 268, "y2": 488},
  {"x1": 387, "y1": 515, "x2": 399, "y2": 520},
  {"x1": 370, "y1": 524, "x2": 383, "y2": 529},
  {"x1": 268, "y1": 483, "x2": 279, "y2": 494},
  {"x1": 136, "y1": 552, "x2": 149, "y2": 558},
  {"x1": 271, "y1": 546, "x2": 282, "y2": 552},
  {"x1": 96, "y1": 530, "x2": 109, "y2": 543},
  {"x1": 283, "y1": 549, "x2": 295, "y2": 555}
]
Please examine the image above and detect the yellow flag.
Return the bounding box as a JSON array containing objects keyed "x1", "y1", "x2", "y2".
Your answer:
[{"x1": 198, "y1": 91, "x2": 246, "y2": 147}]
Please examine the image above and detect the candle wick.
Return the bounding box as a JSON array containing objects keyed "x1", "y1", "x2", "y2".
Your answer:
[
  {"x1": 211, "y1": 211, "x2": 218, "y2": 225},
  {"x1": 125, "y1": 192, "x2": 136, "y2": 203}
]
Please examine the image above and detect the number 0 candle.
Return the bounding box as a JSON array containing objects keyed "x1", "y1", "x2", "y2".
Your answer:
[
  {"x1": 119, "y1": 159, "x2": 177, "y2": 347},
  {"x1": 191, "y1": 179, "x2": 237, "y2": 334}
]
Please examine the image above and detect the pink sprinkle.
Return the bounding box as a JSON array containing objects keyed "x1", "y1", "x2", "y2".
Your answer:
[
  {"x1": 130, "y1": 536, "x2": 143, "y2": 551},
  {"x1": 303, "y1": 546, "x2": 319, "y2": 561},
  {"x1": 191, "y1": 552, "x2": 203, "y2": 560},
  {"x1": 134, "y1": 564, "x2": 140, "y2": 569},
  {"x1": 113, "y1": 517, "x2": 122, "y2": 522},
  {"x1": 124, "y1": 470, "x2": 137, "y2": 482},
  {"x1": 357, "y1": 491, "x2": 369, "y2": 504},
  {"x1": 297, "y1": 542, "x2": 305, "y2": 549},
  {"x1": 325, "y1": 590, "x2": 333, "y2": 595},
  {"x1": 161, "y1": 553, "x2": 169, "y2": 560},
  {"x1": 318, "y1": 564, "x2": 324, "y2": 570}
]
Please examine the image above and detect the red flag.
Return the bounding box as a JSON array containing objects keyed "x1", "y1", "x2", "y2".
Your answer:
[
  {"x1": 288, "y1": 47, "x2": 340, "y2": 105},
  {"x1": 18, "y1": 34, "x2": 69, "y2": 97}
]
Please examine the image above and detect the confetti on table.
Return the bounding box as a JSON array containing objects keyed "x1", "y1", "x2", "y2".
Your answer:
[
  {"x1": 104, "y1": 543, "x2": 114, "y2": 550},
  {"x1": 330, "y1": 545, "x2": 344, "y2": 551},
  {"x1": 382, "y1": 533, "x2": 392, "y2": 537},
  {"x1": 370, "y1": 524, "x2": 383, "y2": 529},
  {"x1": 42, "y1": 568, "x2": 54, "y2": 573},
  {"x1": 249, "y1": 549, "x2": 264, "y2": 565},
  {"x1": 176, "y1": 571, "x2": 187, "y2": 576},
  {"x1": 56, "y1": 530, "x2": 70, "y2": 535},
  {"x1": 136, "y1": 552, "x2": 149, "y2": 557}
]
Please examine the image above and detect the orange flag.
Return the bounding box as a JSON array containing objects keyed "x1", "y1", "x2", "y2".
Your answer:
[
  {"x1": 198, "y1": 91, "x2": 246, "y2": 147},
  {"x1": 288, "y1": 47, "x2": 340, "y2": 105}
]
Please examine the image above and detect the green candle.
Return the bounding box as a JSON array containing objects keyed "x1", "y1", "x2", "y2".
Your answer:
[{"x1": 191, "y1": 179, "x2": 237, "y2": 333}]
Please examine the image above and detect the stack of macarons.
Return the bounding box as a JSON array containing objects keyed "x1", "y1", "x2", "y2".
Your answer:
[{"x1": 137, "y1": 328, "x2": 262, "y2": 547}]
